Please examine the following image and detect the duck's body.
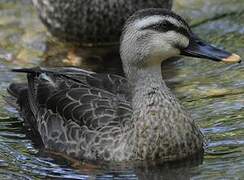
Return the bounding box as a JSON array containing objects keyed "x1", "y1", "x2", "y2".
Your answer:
[
  {"x1": 32, "y1": 0, "x2": 172, "y2": 45},
  {"x1": 8, "y1": 9, "x2": 240, "y2": 162},
  {"x1": 9, "y1": 68, "x2": 134, "y2": 161},
  {"x1": 9, "y1": 66, "x2": 203, "y2": 161}
]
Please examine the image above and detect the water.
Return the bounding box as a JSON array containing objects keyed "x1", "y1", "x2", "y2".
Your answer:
[{"x1": 0, "y1": 0, "x2": 243, "y2": 179}]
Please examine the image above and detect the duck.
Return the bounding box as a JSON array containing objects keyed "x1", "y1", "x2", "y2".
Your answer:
[
  {"x1": 32, "y1": 0, "x2": 173, "y2": 67},
  {"x1": 7, "y1": 9, "x2": 241, "y2": 162},
  {"x1": 32, "y1": 0, "x2": 172, "y2": 45}
]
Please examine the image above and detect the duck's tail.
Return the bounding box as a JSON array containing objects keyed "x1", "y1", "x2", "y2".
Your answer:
[
  {"x1": 5, "y1": 83, "x2": 27, "y2": 109},
  {"x1": 8, "y1": 82, "x2": 27, "y2": 98},
  {"x1": 6, "y1": 82, "x2": 42, "y2": 141}
]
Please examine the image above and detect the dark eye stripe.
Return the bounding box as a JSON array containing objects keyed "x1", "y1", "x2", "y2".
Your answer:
[{"x1": 141, "y1": 20, "x2": 189, "y2": 37}]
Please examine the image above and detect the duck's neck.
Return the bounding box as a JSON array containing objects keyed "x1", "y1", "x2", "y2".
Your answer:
[
  {"x1": 131, "y1": 64, "x2": 165, "y2": 93},
  {"x1": 126, "y1": 63, "x2": 203, "y2": 160},
  {"x1": 126, "y1": 63, "x2": 172, "y2": 107},
  {"x1": 129, "y1": 64, "x2": 179, "y2": 122}
]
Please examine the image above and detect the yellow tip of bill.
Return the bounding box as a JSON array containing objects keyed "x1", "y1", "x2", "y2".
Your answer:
[{"x1": 222, "y1": 54, "x2": 241, "y2": 63}]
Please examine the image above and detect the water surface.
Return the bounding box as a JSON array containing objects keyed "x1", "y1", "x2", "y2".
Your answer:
[{"x1": 0, "y1": 0, "x2": 243, "y2": 179}]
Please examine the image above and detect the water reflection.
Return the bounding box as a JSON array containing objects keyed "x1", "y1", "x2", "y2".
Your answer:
[{"x1": 40, "y1": 42, "x2": 124, "y2": 75}]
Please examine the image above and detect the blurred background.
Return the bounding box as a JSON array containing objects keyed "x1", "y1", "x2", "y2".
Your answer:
[{"x1": 0, "y1": 0, "x2": 243, "y2": 179}]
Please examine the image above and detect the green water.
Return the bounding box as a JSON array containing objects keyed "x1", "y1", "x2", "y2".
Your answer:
[{"x1": 0, "y1": 0, "x2": 243, "y2": 179}]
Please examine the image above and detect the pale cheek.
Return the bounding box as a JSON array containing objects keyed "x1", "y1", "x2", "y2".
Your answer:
[
  {"x1": 151, "y1": 34, "x2": 180, "y2": 58},
  {"x1": 178, "y1": 36, "x2": 189, "y2": 48},
  {"x1": 166, "y1": 31, "x2": 190, "y2": 48}
]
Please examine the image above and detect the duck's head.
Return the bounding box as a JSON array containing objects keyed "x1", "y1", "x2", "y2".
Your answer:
[{"x1": 120, "y1": 8, "x2": 241, "y2": 78}]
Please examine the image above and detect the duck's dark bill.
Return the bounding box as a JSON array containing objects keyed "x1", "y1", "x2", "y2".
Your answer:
[{"x1": 181, "y1": 37, "x2": 241, "y2": 63}]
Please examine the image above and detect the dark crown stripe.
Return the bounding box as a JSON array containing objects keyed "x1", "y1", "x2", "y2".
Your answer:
[
  {"x1": 128, "y1": 8, "x2": 190, "y2": 29},
  {"x1": 140, "y1": 20, "x2": 189, "y2": 37}
]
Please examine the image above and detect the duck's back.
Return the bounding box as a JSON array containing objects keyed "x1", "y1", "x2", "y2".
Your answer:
[
  {"x1": 32, "y1": 0, "x2": 172, "y2": 44},
  {"x1": 8, "y1": 67, "x2": 133, "y2": 161}
]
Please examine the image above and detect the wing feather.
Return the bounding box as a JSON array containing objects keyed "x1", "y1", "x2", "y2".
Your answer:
[{"x1": 11, "y1": 67, "x2": 133, "y2": 139}]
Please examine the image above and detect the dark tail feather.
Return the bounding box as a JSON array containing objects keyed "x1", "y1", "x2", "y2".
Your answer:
[
  {"x1": 7, "y1": 83, "x2": 27, "y2": 98},
  {"x1": 5, "y1": 83, "x2": 27, "y2": 109},
  {"x1": 7, "y1": 83, "x2": 42, "y2": 143},
  {"x1": 11, "y1": 67, "x2": 42, "y2": 74},
  {"x1": 12, "y1": 67, "x2": 86, "y2": 84}
]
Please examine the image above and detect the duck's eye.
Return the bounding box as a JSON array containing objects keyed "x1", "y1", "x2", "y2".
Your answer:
[
  {"x1": 152, "y1": 22, "x2": 168, "y2": 31},
  {"x1": 142, "y1": 20, "x2": 175, "y2": 32},
  {"x1": 141, "y1": 20, "x2": 190, "y2": 37}
]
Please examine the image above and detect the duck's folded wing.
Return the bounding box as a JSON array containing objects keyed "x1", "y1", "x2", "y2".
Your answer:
[
  {"x1": 12, "y1": 67, "x2": 132, "y2": 130},
  {"x1": 13, "y1": 67, "x2": 131, "y2": 101},
  {"x1": 45, "y1": 87, "x2": 132, "y2": 129}
]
